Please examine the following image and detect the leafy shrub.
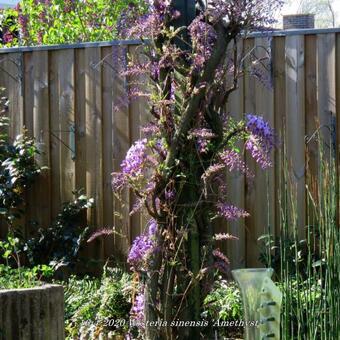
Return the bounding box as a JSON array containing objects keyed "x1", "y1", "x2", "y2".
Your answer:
[
  {"x1": 63, "y1": 267, "x2": 132, "y2": 339},
  {"x1": 0, "y1": 235, "x2": 54, "y2": 289},
  {"x1": 0, "y1": 264, "x2": 54, "y2": 289},
  {"x1": 258, "y1": 233, "x2": 322, "y2": 280},
  {"x1": 0, "y1": 234, "x2": 22, "y2": 267},
  {"x1": 0, "y1": 113, "x2": 41, "y2": 226},
  {"x1": 0, "y1": 0, "x2": 148, "y2": 47},
  {"x1": 203, "y1": 280, "x2": 243, "y2": 338},
  {"x1": 24, "y1": 192, "x2": 94, "y2": 269}
]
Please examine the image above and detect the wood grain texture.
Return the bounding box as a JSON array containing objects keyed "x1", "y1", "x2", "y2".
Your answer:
[
  {"x1": 244, "y1": 38, "x2": 257, "y2": 267},
  {"x1": 285, "y1": 35, "x2": 306, "y2": 238},
  {"x1": 0, "y1": 36, "x2": 336, "y2": 266},
  {"x1": 32, "y1": 51, "x2": 51, "y2": 228},
  {"x1": 112, "y1": 45, "x2": 130, "y2": 260},
  {"x1": 85, "y1": 47, "x2": 104, "y2": 261},
  {"x1": 225, "y1": 40, "x2": 246, "y2": 268},
  {"x1": 0, "y1": 53, "x2": 25, "y2": 233},
  {"x1": 49, "y1": 51, "x2": 61, "y2": 220},
  {"x1": 74, "y1": 49, "x2": 86, "y2": 193},
  {"x1": 101, "y1": 46, "x2": 115, "y2": 258},
  {"x1": 304, "y1": 35, "x2": 319, "y2": 224},
  {"x1": 273, "y1": 36, "x2": 286, "y2": 238},
  {"x1": 58, "y1": 49, "x2": 76, "y2": 204},
  {"x1": 248, "y1": 37, "x2": 275, "y2": 267},
  {"x1": 317, "y1": 34, "x2": 336, "y2": 148},
  {"x1": 23, "y1": 52, "x2": 35, "y2": 236},
  {"x1": 3, "y1": 53, "x2": 24, "y2": 139}
]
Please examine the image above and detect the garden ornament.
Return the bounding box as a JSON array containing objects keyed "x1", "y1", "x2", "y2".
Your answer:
[{"x1": 232, "y1": 268, "x2": 282, "y2": 340}]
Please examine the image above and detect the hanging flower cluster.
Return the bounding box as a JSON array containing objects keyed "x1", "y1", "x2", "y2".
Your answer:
[
  {"x1": 121, "y1": 139, "x2": 148, "y2": 177},
  {"x1": 245, "y1": 114, "x2": 276, "y2": 168},
  {"x1": 130, "y1": 291, "x2": 145, "y2": 326},
  {"x1": 188, "y1": 16, "x2": 217, "y2": 69},
  {"x1": 216, "y1": 202, "x2": 250, "y2": 220},
  {"x1": 127, "y1": 219, "x2": 157, "y2": 271}
]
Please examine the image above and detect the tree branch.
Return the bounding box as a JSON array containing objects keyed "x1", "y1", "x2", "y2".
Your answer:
[{"x1": 161, "y1": 23, "x2": 237, "y2": 184}]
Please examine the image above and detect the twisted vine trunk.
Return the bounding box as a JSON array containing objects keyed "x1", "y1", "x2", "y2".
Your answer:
[{"x1": 143, "y1": 2, "x2": 238, "y2": 338}]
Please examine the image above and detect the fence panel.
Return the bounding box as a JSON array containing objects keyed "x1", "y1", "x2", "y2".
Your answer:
[{"x1": 0, "y1": 31, "x2": 338, "y2": 267}]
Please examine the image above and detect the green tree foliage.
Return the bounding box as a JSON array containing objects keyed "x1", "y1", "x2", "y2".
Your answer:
[{"x1": 0, "y1": 0, "x2": 148, "y2": 47}]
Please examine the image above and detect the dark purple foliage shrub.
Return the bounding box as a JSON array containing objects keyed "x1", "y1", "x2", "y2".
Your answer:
[{"x1": 113, "y1": 0, "x2": 282, "y2": 338}]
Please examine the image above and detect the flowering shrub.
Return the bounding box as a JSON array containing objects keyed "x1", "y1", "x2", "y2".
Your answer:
[
  {"x1": 111, "y1": 0, "x2": 282, "y2": 338},
  {"x1": 0, "y1": 0, "x2": 148, "y2": 47}
]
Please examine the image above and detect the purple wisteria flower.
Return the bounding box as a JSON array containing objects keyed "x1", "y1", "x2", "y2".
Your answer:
[
  {"x1": 165, "y1": 187, "x2": 176, "y2": 201},
  {"x1": 189, "y1": 128, "x2": 216, "y2": 153},
  {"x1": 219, "y1": 150, "x2": 254, "y2": 178},
  {"x1": 111, "y1": 172, "x2": 127, "y2": 191},
  {"x1": 141, "y1": 123, "x2": 160, "y2": 137},
  {"x1": 3, "y1": 31, "x2": 14, "y2": 43},
  {"x1": 208, "y1": 0, "x2": 283, "y2": 27},
  {"x1": 121, "y1": 139, "x2": 148, "y2": 177},
  {"x1": 188, "y1": 16, "x2": 217, "y2": 70},
  {"x1": 130, "y1": 291, "x2": 145, "y2": 326},
  {"x1": 202, "y1": 163, "x2": 226, "y2": 181},
  {"x1": 147, "y1": 218, "x2": 157, "y2": 236},
  {"x1": 245, "y1": 114, "x2": 275, "y2": 169},
  {"x1": 128, "y1": 235, "x2": 154, "y2": 270},
  {"x1": 127, "y1": 219, "x2": 157, "y2": 270},
  {"x1": 246, "y1": 114, "x2": 274, "y2": 142},
  {"x1": 216, "y1": 202, "x2": 249, "y2": 220},
  {"x1": 120, "y1": 0, "x2": 173, "y2": 39},
  {"x1": 213, "y1": 249, "x2": 230, "y2": 274},
  {"x1": 214, "y1": 233, "x2": 239, "y2": 241}
]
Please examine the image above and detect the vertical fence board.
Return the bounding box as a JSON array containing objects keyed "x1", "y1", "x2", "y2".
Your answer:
[
  {"x1": 273, "y1": 36, "x2": 286, "y2": 238},
  {"x1": 305, "y1": 35, "x2": 319, "y2": 222},
  {"x1": 244, "y1": 38, "x2": 257, "y2": 266},
  {"x1": 23, "y1": 52, "x2": 34, "y2": 234},
  {"x1": 0, "y1": 53, "x2": 9, "y2": 235},
  {"x1": 0, "y1": 53, "x2": 9, "y2": 129},
  {"x1": 317, "y1": 34, "x2": 336, "y2": 148},
  {"x1": 58, "y1": 49, "x2": 76, "y2": 204},
  {"x1": 112, "y1": 45, "x2": 130, "y2": 260},
  {"x1": 128, "y1": 45, "x2": 142, "y2": 243},
  {"x1": 0, "y1": 53, "x2": 7, "y2": 91},
  {"x1": 75, "y1": 49, "x2": 87, "y2": 195},
  {"x1": 23, "y1": 53, "x2": 34, "y2": 134},
  {"x1": 32, "y1": 51, "x2": 51, "y2": 228},
  {"x1": 285, "y1": 35, "x2": 306, "y2": 237},
  {"x1": 102, "y1": 46, "x2": 115, "y2": 258},
  {"x1": 49, "y1": 51, "x2": 61, "y2": 220},
  {"x1": 5, "y1": 53, "x2": 24, "y2": 138},
  {"x1": 249, "y1": 37, "x2": 275, "y2": 266},
  {"x1": 85, "y1": 47, "x2": 104, "y2": 261},
  {"x1": 225, "y1": 40, "x2": 246, "y2": 268}
]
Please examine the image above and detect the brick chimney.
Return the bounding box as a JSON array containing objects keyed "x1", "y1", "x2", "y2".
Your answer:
[{"x1": 283, "y1": 14, "x2": 315, "y2": 29}]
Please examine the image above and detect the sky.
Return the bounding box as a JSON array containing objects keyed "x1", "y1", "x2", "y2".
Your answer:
[
  {"x1": 281, "y1": 1, "x2": 340, "y2": 14},
  {"x1": 0, "y1": 0, "x2": 18, "y2": 8}
]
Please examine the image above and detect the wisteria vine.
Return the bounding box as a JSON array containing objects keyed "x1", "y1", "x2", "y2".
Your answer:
[{"x1": 112, "y1": 1, "x2": 282, "y2": 338}]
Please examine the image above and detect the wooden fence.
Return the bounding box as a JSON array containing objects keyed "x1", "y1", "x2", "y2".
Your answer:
[{"x1": 0, "y1": 29, "x2": 338, "y2": 268}]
